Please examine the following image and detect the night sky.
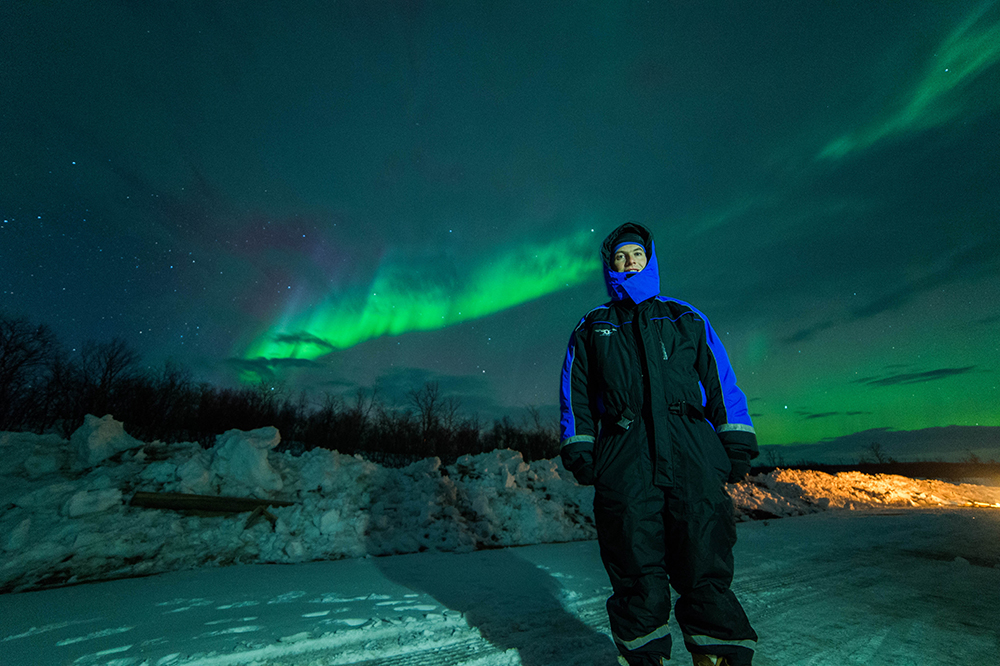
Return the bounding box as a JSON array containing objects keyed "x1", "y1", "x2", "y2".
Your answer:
[{"x1": 3, "y1": 1, "x2": 999, "y2": 450}]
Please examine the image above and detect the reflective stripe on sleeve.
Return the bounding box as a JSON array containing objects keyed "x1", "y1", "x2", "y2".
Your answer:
[
  {"x1": 718, "y1": 423, "x2": 756, "y2": 434},
  {"x1": 560, "y1": 434, "x2": 595, "y2": 449}
]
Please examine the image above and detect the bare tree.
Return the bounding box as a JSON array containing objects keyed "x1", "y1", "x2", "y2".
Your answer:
[
  {"x1": 77, "y1": 337, "x2": 141, "y2": 418},
  {"x1": 352, "y1": 385, "x2": 378, "y2": 420},
  {"x1": 128, "y1": 359, "x2": 196, "y2": 441},
  {"x1": 440, "y1": 394, "x2": 462, "y2": 432},
  {"x1": 0, "y1": 314, "x2": 59, "y2": 430},
  {"x1": 764, "y1": 447, "x2": 786, "y2": 468},
  {"x1": 859, "y1": 441, "x2": 895, "y2": 465},
  {"x1": 408, "y1": 381, "x2": 443, "y2": 436},
  {"x1": 81, "y1": 337, "x2": 140, "y2": 393}
]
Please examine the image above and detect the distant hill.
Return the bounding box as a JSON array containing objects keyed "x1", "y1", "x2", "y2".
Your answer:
[{"x1": 758, "y1": 425, "x2": 1000, "y2": 465}]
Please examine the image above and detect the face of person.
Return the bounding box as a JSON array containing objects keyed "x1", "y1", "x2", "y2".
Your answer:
[{"x1": 612, "y1": 244, "x2": 647, "y2": 273}]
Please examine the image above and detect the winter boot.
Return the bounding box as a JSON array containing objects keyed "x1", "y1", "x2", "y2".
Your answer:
[
  {"x1": 691, "y1": 655, "x2": 730, "y2": 666},
  {"x1": 617, "y1": 655, "x2": 669, "y2": 666}
]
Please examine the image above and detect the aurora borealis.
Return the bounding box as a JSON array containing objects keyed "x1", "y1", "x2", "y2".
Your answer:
[
  {"x1": 244, "y1": 229, "x2": 601, "y2": 362},
  {"x1": 2, "y1": 1, "x2": 999, "y2": 454}
]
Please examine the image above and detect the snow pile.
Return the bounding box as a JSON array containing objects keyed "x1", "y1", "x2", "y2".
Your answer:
[
  {"x1": 2, "y1": 416, "x2": 999, "y2": 593},
  {"x1": 0, "y1": 417, "x2": 594, "y2": 593},
  {"x1": 729, "y1": 468, "x2": 1000, "y2": 517}
]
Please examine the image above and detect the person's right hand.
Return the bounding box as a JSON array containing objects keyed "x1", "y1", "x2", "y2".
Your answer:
[
  {"x1": 571, "y1": 457, "x2": 596, "y2": 486},
  {"x1": 561, "y1": 445, "x2": 596, "y2": 486}
]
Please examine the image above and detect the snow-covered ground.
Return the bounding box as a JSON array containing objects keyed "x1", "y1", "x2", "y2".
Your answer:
[{"x1": 2, "y1": 416, "x2": 1000, "y2": 665}]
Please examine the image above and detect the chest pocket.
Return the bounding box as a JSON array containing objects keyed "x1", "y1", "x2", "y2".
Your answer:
[
  {"x1": 657, "y1": 323, "x2": 700, "y2": 396},
  {"x1": 589, "y1": 322, "x2": 640, "y2": 396}
]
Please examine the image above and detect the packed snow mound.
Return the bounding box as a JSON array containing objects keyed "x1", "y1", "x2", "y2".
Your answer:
[
  {"x1": 1, "y1": 418, "x2": 999, "y2": 593},
  {"x1": 211, "y1": 426, "x2": 284, "y2": 496},
  {"x1": 70, "y1": 414, "x2": 142, "y2": 467}
]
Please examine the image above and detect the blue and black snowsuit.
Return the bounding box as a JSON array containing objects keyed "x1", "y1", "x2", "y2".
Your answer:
[{"x1": 560, "y1": 222, "x2": 758, "y2": 666}]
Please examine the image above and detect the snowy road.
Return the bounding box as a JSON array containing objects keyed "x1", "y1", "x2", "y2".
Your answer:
[{"x1": 2, "y1": 508, "x2": 998, "y2": 666}]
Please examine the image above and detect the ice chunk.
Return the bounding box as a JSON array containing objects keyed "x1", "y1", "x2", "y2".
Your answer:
[
  {"x1": 70, "y1": 414, "x2": 141, "y2": 466},
  {"x1": 24, "y1": 453, "x2": 60, "y2": 478},
  {"x1": 319, "y1": 507, "x2": 341, "y2": 534},
  {"x1": 139, "y1": 461, "x2": 178, "y2": 484},
  {"x1": 4, "y1": 517, "x2": 31, "y2": 552},
  {"x1": 211, "y1": 426, "x2": 283, "y2": 494},
  {"x1": 285, "y1": 539, "x2": 305, "y2": 559},
  {"x1": 177, "y1": 456, "x2": 214, "y2": 495},
  {"x1": 63, "y1": 488, "x2": 123, "y2": 517}
]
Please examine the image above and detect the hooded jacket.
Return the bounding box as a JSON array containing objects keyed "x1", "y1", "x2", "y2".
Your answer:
[{"x1": 560, "y1": 222, "x2": 757, "y2": 490}]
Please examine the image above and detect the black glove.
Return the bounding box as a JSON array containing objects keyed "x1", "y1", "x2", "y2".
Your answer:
[
  {"x1": 561, "y1": 446, "x2": 596, "y2": 486},
  {"x1": 727, "y1": 453, "x2": 751, "y2": 484}
]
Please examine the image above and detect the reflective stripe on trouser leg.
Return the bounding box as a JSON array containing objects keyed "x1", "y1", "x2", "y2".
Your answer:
[
  {"x1": 612, "y1": 622, "x2": 670, "y2": 651},
  {"x1": 684, "y1": 632, "x2": 758, "y2": 651}
]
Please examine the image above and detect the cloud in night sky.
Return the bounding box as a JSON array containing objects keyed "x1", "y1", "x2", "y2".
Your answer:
[
  {"x1": 225, "y1": 356, "x2": 327, "y2": 383},
  {"x1": 854, "y1": 366, "x2": 978, "y2": 387},
  {"x1": 798, "y1": 411, "x2": 873, "y2": 421},
  {"x1": 782, "y1": 320, "x2": 837, "y2": 345},
  {"x1": 371, "y1": 366, "x2": 496, "y2": 412},
  {"x1": 850, "y1": 240, "x2": 1000, "y2": 320},
  {"x1": 803, "y1": 412, "x2": 841, "y2": 420},
  {"x1": 273, "y1": 333, "x2": 336, "y2": 352}
]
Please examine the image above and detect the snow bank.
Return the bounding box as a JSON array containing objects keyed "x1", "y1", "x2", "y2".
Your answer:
[
  {"x1": 2, "y1": 417, "x2": 999, "y2": 593},
  {"x1": 728, "y1": 468, "x2": 1000, "y2": 517}
]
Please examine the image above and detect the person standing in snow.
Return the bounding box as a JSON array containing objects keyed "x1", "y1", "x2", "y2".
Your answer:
[{"x1": 559, "y1": 222, "x2": 758, "y2": 666}]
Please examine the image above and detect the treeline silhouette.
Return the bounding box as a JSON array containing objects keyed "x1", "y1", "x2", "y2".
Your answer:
[{"x1": 0, "y1": 313, "x2": 559, "y2": 465}]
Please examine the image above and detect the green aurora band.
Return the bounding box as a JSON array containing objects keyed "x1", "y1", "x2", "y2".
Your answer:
[
  {"x1": 820, "y1": 3, "x2": 1000, "y2": 161},
  {"x1": 244, "y1": 229, "x2": 601, "y2": 366}
]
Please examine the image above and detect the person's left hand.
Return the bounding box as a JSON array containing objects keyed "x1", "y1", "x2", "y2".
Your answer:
[{"x1": 727, "y1": 453, "x2": 750, "y2": 484}]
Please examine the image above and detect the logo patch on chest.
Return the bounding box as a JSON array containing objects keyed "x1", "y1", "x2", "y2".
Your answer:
[{"x1": 595, "y1": 327, "x2": 616, "y2": 337}]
